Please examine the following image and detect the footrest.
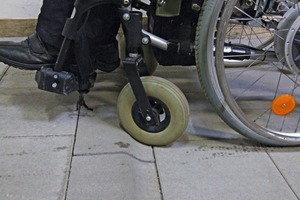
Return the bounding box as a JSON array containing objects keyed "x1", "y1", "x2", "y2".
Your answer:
[{"x1": 35, "y1": 67, "x2": 79, "y2": 95}]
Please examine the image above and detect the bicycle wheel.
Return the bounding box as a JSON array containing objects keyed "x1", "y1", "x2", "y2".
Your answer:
[{"x1": 196, "y1": 0, "x2": 300, "y2": 146}]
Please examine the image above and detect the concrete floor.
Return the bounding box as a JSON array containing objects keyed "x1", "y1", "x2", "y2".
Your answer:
[{"x1": 1, "y1": 63, "x2": 300, "y2": 200}]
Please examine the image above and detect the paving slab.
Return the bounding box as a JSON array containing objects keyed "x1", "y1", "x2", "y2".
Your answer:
[
  {"x1": 0, "y1": 65, "x2": 77, "y2": 199},
  {"x1": 66, "y1": 70, "x2": 160, "y2": 199},
  {"x1": 154, "y1": 140, "x2": 299, "y2": 200},
  {"x1": 155, "y1": 65, "x2": 243, "y2": 142},
  {"x1": 0, "y1": 67, "x2": 79, "y2": 137},
  {"x1": 0, "y1": 63, "x2": 8, "y2": 79},
  {"x1": 154, "y1": 66, "x2": 300, "y2": 200},
  {"x1": 268, "y1": 147, "x2": 300, "y2": 198},
  {"x1": 0, "y1": 136, "x2": 73, "y2": 200},
  {"x1": 2, "y1": 61, "x2": 300, "y2": 200},
  {"x1": 66, "y1": 154, "x2": 161, "y2": 200},
  {"x1": 74, "y1": 70, "x2": 154, "y2": 160},
  {"x1": 74, "y1": 104, "x2": 155, "y2": 160}
]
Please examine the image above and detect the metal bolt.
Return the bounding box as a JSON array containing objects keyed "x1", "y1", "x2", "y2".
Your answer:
[
  {"x1": 53, "y1": 74, "x2": 59, "y2": 79},
  {"x1": 129, "y1": 53, "x2": 138, "y2": 58},
  {"x1": 124, "y1": 0, "x2": 130, "y2": 5},
  {"x1": 146, "y1": 115, "x2": 152, "y2": 122},
  {"x1": 123, "y1": 13, "x2": 130, "y2": 21},
  {"x1": 142, "y1": 37, "x2": 150, "y2": 44},
  {"x1": 192, "y1": 4, "x2": 201, "y2": 11},
  {"x1": 158, "y1": 0, "x2": 166, "y2": 6},
  {"x1": 52, "y1": 82, "x2": 58, "y2": 88}
]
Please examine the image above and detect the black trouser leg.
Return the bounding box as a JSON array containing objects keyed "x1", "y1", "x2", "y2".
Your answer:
[
  {"x1": 85, "y1": 5, "x2": 121, "y2": 71},
  {"x1": 36, "y1": 1, "x2": 120, "y2": 71},
  {"x1": 36, "y1": 0, "x2": 75, "y2": 56}
]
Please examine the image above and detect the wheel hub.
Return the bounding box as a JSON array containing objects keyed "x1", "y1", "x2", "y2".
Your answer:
[
  {"x1": 131, "y1": 96, "x2": 171, "y2": 133},
  {"x1": 285, "y1": 16, "x2": 300, "y2": 73},
  {"x1": 275, "y1": 3, "x2": 300, "y2": 73}
]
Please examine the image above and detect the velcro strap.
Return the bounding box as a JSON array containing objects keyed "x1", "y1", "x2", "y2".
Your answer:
[{"x1": 28, "y1": 33, "x2": 47, "y2": 54}]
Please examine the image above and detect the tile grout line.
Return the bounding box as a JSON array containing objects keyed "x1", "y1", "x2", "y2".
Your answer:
[
  {"x1": 0, "y1": 66, "x2": 9, "y2": 81},
  {"x1": 0, "y1": 134, "x2": 74, "y2": 139},
  {"x1": 74, "y1": 151, "x2": 155, "y2": 163},
  {"x1": 152, "y1": 147, "x2": 164, "y2": 200},
  {"x1": 63, "y1": 105, "x2": 81, "y2": 200},
  {"x1": 266, "y1": 151, "x2": 300, "y2": 200}
]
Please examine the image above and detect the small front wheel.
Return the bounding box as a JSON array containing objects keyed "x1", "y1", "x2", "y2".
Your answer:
[{"x1": 117, "y1": 76, "x2": 189, "y2": 146}]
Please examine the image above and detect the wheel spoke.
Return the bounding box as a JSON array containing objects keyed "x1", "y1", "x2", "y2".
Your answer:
[{"x1": 196, "y1": 0, "x2": 300, "y2": 145}]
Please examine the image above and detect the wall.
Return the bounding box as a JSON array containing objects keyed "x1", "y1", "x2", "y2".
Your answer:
[
  {"x1": 0, "y1": 0, "x2": 41, "y2": 36},
  {"x1": 0, "y1": 0, "x2": 150, "y2": 37},
  {"x1": 0, "y1": 0, "x2": 151, "y2": 18},
  {"x1": 0, "y1": 0, "x2": 42, "y2": 18}
]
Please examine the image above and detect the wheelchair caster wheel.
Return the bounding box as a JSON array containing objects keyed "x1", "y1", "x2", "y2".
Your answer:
[{"x1": 117, "y1": 76, "x2": 189, "y2": 146}]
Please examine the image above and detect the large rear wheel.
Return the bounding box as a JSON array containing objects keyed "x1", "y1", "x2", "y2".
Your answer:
[{"x1": 196, "y1": 0, "x2": 300, "y2": 146}]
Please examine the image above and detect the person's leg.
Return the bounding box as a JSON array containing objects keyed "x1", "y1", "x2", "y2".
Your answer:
[
  {"x1": 85, "y1": 5, "x2": 120, "y2": 72},
  {"x1": 0, "y1": 0, "x2": 74, "y2": 70},
  {"x1": 36, "y1": 0, "x2": 75, "y2": 56},
  {"x1": 0, "y1": 1, "x2": 121, "y2": 72}
]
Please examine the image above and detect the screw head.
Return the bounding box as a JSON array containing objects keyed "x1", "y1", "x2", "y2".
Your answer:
[
  {"x1": 123, "y1": 13, "x2": 130, "y2": 21},
  {"x1": 124, "y1": 0, "x2": 130, "y2": 5},
  {"x1": 52, "y1": 82, "x2": 58, "y2": 88},
  {"x1": 146, "y1": 116, "x2": 152, "y2": 122},
  {"x1": 142, "y1": 37, "x2": 149, "y2": 44}
]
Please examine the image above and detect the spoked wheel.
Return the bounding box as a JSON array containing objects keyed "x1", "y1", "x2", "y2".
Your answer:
[
  {"x1": 117, "y1": 76, "x2": 189, "y2": 146},
  {"x1": 196, "y1": 0, "x2": 300, "y2": 146},
  {"x1": 224, "y1": 37, "x2": 273, "y2": 68}
]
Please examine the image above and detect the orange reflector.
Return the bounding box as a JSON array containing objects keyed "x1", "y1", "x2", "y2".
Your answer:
[{"x1": 271, "y1": 94, "x2": 297, "y2": 115}]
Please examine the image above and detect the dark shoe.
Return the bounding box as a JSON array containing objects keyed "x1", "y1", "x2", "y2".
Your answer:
[{"x1": 0, "y1": 33, "x2": 57, "y2": 70}]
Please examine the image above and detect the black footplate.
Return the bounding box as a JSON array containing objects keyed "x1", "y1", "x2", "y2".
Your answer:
[{"x1": 35, "y1": 67, "x2": 79, "y2": 95}]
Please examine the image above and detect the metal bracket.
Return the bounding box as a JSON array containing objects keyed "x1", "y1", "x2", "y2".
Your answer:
[{"x1": 123, "y1": 56, "x2": 156, "y2": 124}]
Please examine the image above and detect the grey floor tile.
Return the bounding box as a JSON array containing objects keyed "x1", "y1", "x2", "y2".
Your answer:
[
  {"x1": 2, "y1": 61, "x2": 299, "y2": 200},
  {"x1": 0, "y1": 136, "x2": 73, "y2": 200},
  {"x1": 0, "y1": 67, "x2": 38, "y2": 88},
  {"x1": 268, "y1": 147, "x2": 300, "y2": 198},
  {"x1": 154, "y1": 140, "x2": 299, "y2": 200},
  {"x1": 154, "y1": 65, "x2": 243, "y2": 142},
  {"x1": 66, "y1": 155, "x2": 161, "y2": 200},
  {"x1": 75, "y1": 107, "x2": 155, "y2": 161},
  {"x1": 0, "y1": 66, "x2": 77, "y2": 200},
  {"x1": 71, "y1": 71, "x2": 160, "y2": 200},
  {"x1": 74, "y1": 71, "x2": 154, "y2": 161},
  {"x1": 0, "y1": 63, "x2": 8, "y2": 79},
  {"x1": 0, "y1": 68, "x2": 79, "y2": 137},
  {"x1": 184, "y1": 93, "x2": 243, "y2": 142}
]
